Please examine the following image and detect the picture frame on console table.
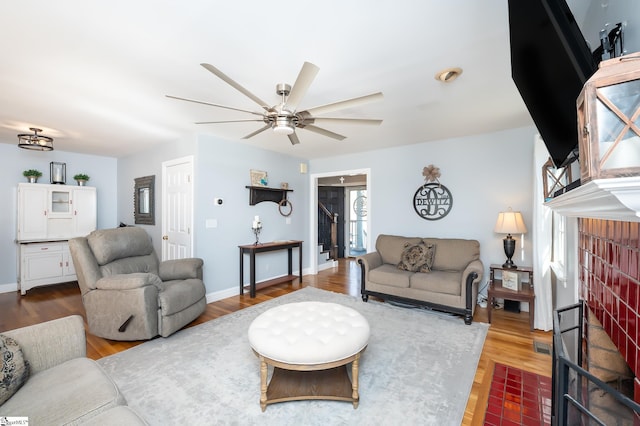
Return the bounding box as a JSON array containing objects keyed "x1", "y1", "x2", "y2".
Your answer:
[{"x1": 502, "y1": 270, "x2": 519, "y2": 291}]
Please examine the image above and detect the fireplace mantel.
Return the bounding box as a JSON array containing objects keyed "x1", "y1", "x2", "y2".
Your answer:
[{"x1": 545, "y1": 176, "x2": 640, "y2": 222}]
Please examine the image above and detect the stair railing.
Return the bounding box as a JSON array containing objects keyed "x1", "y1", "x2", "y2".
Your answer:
[{"x1": 318, "y1": 201, "x2": 339, "y2": 260}]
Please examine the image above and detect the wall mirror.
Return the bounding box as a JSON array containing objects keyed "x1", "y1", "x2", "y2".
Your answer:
[{"x1": 134, "y1": 175, "x2": 155, "y2": 225}]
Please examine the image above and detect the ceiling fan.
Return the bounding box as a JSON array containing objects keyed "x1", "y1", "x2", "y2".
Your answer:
[{"x1": 167, "y1": 62, "x2": 383, "y2": 145}]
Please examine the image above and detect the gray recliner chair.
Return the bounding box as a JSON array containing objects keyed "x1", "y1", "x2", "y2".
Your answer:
[{"x1": 68, "y1": 227, "x2": 206, "y2": 340}]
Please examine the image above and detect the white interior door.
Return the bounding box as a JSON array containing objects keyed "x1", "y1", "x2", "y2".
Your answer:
[{"x1": 162, "y1": 156, "x2": 194, "y2": 260}]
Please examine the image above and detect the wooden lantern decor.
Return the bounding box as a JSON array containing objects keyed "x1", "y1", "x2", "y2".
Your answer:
[
  {"x1": 577, "y1": 52, "x2": 640, "y2": 182},
  {"x1": 542, "y1": 157, "x2": 573, "y2": 200}
]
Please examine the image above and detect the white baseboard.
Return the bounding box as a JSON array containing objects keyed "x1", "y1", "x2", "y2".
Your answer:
[
  {"x1": 318, "y1": 260, "x2": 338, "y2": 271},
  {"x1": 206, "y1": 287, "x2": 238, "y2": 303},
  {"x1": 206, "y1": 268, "x2": 316, "y2": 303},
  {"x1": 0, "y1": 282, "x2": 18, "y2": 294}
]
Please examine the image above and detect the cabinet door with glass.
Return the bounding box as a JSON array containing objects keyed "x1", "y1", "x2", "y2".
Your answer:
[{"x1": 48, "y1": 188, "x2": 72, "y2": 218}]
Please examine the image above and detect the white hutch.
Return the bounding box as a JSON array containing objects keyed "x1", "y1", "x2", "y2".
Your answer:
[{"x1": 16, "y1": 183, "x2": 97, "y2": 294}]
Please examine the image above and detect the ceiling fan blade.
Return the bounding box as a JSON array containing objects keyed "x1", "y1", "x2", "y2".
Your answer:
[
  {"x1": 166, "y1": 95, "x2": 264, "y2": 117},
  {"x1": 285, "y1": 62, "x2": 320, "y2": 112},
  {"x1": 310, "y1": 117, "x2": 383, "y2": 126},
  {"x1": 242, "y1": 124, "x2": 271, "y2": 139},
  {"x1": 304, "y1": 92, "x2": 384, "y2": 117},
  {"x1": 195, "y1": 119, "x2": 265, "y2": 124},
  {"x1": 301, "y1": 124, "x2": 346, "y2": 141},
  {"x1": 288, "y1": 132, "x2": 300, "y2": 145},
  {"x1": 200, "y1": 63, "x2": 270, "y2": 111}
]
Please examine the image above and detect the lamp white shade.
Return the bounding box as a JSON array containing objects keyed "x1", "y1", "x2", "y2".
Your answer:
[{"x1": 494, "y1": 210, "x2": 527, "y2": 234}]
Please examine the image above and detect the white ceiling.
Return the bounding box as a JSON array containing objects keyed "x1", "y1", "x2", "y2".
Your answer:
[{"x1": 1, "y1": 0, "x2": 548, "y2": 159}]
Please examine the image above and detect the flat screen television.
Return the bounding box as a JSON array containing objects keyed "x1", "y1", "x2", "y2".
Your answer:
[{"x1": 508, "y1": 0, "x2": 598, "y2": 167}]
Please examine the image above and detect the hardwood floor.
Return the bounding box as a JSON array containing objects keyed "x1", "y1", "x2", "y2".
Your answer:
[{"x1": 0, "y1": 258, "x2": 552, "y2": 424}]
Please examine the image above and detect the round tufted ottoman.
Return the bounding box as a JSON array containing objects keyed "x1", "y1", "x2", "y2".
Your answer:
[{"x1": 248, "y1": 301, "x2": 370, "y2": 411}]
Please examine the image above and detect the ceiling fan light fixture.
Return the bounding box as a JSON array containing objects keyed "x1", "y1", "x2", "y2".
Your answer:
[
  {"x1": 18, "y1": 127, "x2": 54, "y2": 151},
  {"x1": 272, "y1": 116, "x2": 295, "y2": 135},
  {"x1": 173, "y1": 61, "x2": 383, "y2": 144},
  {"x1": 435, "y1": 67, "x2": 463, "y2": 83}
]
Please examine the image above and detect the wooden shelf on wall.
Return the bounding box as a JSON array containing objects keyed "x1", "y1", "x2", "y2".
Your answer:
[{"x1": 246, "y1": 186, "x2": 293, "y2": 205}]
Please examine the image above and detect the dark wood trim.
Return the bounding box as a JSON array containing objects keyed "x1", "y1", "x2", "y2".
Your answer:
[{"x1": 246, "y1": 186, "x2": 292, "y2": 206}]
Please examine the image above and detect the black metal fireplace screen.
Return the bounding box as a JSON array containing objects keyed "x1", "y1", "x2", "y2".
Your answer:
[{"x1": 553, "y1": 301, "x2": 640, "y2": 425}]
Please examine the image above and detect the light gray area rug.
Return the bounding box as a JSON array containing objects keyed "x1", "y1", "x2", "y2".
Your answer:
[{"x1": 98, "y1": 287, "x2": 488, "y2": 425}]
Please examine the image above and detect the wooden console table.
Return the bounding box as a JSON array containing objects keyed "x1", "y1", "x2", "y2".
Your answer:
[{"x1": 239, "y1": 240, "x2": 303, "y2": 298}]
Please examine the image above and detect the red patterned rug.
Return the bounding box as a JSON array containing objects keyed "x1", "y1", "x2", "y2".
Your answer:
[{"x1": 483, "y1": 363, "x2": 552, "y2": 426}]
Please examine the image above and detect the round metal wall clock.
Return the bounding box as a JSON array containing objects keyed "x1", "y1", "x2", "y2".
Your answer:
[{"x1": 413, "y1": 183, "x2": 453, "y2": 220}]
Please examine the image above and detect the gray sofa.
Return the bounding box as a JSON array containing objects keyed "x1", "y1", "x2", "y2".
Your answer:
[
  {"x1": 357, "y1": 234, "x2": 484, "y2": 324},
  {"x1": 69, "y1": 227, "x2": 207, "y2": 340},
  {"x1": 0, "y1": 315, "x2": 146, "y2": 425}
]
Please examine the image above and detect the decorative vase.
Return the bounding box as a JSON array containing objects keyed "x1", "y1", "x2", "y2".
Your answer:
[
  {"x1": 26, "y1": 176, "x2": 38, "y2": 183},
  {"x1": 76, "y1": 179, "x2": 87, "y2": 186}
]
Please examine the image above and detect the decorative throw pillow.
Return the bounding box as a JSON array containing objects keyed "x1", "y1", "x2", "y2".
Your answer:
[
  {"x1": 419, "y1": 244, "x2": 436, "y2": 272},
  {"x1": 0, "y1": 334, "x2": 30, "y2": 405},
  {"x1": 398, "y1": 242, "x2": 432, "y2": 272}
]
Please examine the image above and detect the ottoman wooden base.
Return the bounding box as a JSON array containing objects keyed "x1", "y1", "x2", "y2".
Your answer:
[
  {"x1": 248, "y1": 302, "x2": 370, "y2": 412},
  {"x1": 257, "y1": 349, "x2": 365, "y2": 411}
]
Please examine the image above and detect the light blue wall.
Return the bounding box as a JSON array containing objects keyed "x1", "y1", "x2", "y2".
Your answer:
[
  {"x1": 116, "y1": 134, "x2": 308, "y2": 298},
  {"x1": 309, "y1": 126, "x2": 538, "y2": 291},
  {"x1": 0, "y1": 143, "x2": 118, "y2": 286},
  {"x1": 116, "y1": 135, "x2": 197, "y2": 250},
  {"x1": 194, "y1": 135, "x2": 308, "y2": 297},
  {"x1": 134, "y1": 127, "x2": 535, "y2": 299},
  {"x1": 1, "y1": 126, "x2": 536, "y2": 299}
]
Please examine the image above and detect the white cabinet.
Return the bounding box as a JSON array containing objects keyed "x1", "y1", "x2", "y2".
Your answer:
[
  {"x1": 17, "y1": 184, "x2": 48, "y2": 241},
  {"x1": 17, "y1": 183, "x2": 97, "y2": 242},
  {"x1": 72, "y1": 186, "x2": 97, "y2": 237},
  {"x1": 16, "y1": 183, "x2": 96, "y2": 294},
  {"x1": 18, "y1": 242, "x2": 77, "y2": 295}
]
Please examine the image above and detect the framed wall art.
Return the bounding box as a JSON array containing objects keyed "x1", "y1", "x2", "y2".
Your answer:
[
  {"x1": 134, "y1": 175, "x2": 155, "y2": 225},
  {"x1": 250, "y1": 169, "x2": 268, "y2": 187}
]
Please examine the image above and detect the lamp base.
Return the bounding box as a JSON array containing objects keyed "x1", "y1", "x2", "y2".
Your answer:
[{"x1": 502, "y1": 235, "x2": 517, "y2": 269}]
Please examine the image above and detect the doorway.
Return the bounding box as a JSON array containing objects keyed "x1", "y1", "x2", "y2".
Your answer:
[
  {"x1": 161, "y1": 156, "x2": 194, "y2": 261},
  {"x1": 318, "y1": 186, "x2": 345, "y2": 259},
  {"x1": 309, "y1": 169, "x2": 371, "y2": 274}
]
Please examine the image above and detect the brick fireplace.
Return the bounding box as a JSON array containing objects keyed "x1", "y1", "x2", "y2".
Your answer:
[{"x1": 578, "y1": 218, "x2": 640, "y2": 416}]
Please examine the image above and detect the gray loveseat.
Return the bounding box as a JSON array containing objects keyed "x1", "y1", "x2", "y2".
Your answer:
[
  {"x1": 0, "y1": 315, "x2": 146, "y2": 425},
  {"x1": 357, "y1": 234, "x2": 484, "y2": 324}
]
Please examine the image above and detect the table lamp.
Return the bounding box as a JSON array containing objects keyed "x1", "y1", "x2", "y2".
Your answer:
[{"x1": 494, "y1": 208, "x2": 527, "y2": 269}]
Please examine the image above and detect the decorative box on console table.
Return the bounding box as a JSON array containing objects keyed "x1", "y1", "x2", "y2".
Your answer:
[{"x1": 577, "y1": 52, "x2": 640, "y2": 182}]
